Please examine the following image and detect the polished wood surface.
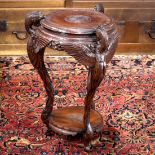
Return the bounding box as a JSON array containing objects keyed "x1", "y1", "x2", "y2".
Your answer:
[
  {"x1": 0, "y1": 0, "x2": 155, "y2": 55},
  {"x1": 25, "y1": 6, "x2": 119, "y2": 150},
  {"x1": 1, "y1": 21, "x2": 154, "y2": 55},
  {"x1": 49, "y1": 106, "x2": 103, "y2": 136},
  {"x1": 42, "y1": 10, "x2": 110, "y2": 34}
]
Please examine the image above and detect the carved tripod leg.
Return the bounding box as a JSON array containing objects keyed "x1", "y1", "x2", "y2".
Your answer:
[
  {"x1": 83, "y1": 62, "x2": 106, "y2": 151},
  {"x1": 27, "y1": 37, "x2": 54, "y2": 134}
]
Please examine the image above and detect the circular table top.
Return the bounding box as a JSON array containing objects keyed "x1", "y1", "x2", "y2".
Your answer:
[{"x1": 41, "y1": 10, "x2": 111, "y2": 34}]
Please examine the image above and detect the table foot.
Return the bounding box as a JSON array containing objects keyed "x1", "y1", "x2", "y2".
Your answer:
[
  {"x1": 83, "y1": 132, "x2": 94, "y2": 151},
  {"x1": 84, "y1": 143, "x2": 93, "y2": 152},
  {"x1": 45, "y1": 128, "x2": 55, "y2": 137}
]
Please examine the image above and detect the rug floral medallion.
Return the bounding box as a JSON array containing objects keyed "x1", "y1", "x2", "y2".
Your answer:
[{"x1": 0, "y1": 55, "x2": 155, "y2": 155}]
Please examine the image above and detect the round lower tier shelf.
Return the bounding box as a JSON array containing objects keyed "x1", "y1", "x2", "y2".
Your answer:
[{"x1": 48, "y1": 106, "x2": 103, "y2": 136}]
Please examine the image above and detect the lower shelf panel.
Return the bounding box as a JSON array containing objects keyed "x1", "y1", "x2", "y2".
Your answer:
[{"x1": 48, "y1": 106, "x2": 103, "y2": 136}]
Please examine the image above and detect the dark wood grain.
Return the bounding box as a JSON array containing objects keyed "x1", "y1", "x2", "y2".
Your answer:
[
  {"x1": 41, "y1": 10, "x2": 110, "y2": 34},
  {"x1": 25, "y1": 5, "x2": 119, "y2": 151},
  {"x1": 26, "y1": 12, "x2": 54, "y2": 131},
  {"x1": 49, "y1": 106, "x2": 103, "y2": 135},
  {"x1": 1, "y1": 0, "x2": 155, "y2": 55}
]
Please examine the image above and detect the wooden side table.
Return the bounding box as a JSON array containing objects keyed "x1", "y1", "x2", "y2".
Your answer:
[{"x1": 25, "y1": 4, "x2": 119, "y2": 150}]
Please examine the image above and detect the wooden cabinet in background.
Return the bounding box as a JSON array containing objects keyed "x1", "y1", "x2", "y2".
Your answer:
[
  {"x1": 0, "y1": 0, "x2": 65, "y2": 55},
  {"x1": 66, "y1": 0, "x2": 155, "y2": 54},
  {"x1": 0, "y1": 0, "x2": 155, "y2": 55}
]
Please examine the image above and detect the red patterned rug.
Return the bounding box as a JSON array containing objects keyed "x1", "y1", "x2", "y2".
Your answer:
[{"x1": 0, "y1": 55, "x2": 155, "y2": 155}]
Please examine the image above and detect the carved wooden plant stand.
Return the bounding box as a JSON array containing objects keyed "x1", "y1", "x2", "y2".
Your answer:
[{"x1": 25, "y1": 5, "x2": 119, "y2": 150}]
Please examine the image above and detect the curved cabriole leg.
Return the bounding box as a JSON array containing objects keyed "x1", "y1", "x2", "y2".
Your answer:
[
  {"x1": 87, "y1": 69, "x2": 95, "y2": 110},
  {"x1": 27, "y1": 37, "x2": 54, "y2": 134},
  {"x1": 84, "y1": 62, "x2": 106, "y2": 151}
]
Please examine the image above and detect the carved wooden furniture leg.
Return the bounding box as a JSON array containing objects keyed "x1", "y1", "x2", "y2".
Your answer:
[
  {"x1": 27, "y1": 37, "x2": 54, "y2": 134},
  {"x1": 25, "y1": 12, "x2": 54, "y2": 135},
  {"x1": 84, "y1": 62, "x2": 106, "y2": 150},
  {"x1": 87, "y1": 69, "x2": 95, "y2": 110}
]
